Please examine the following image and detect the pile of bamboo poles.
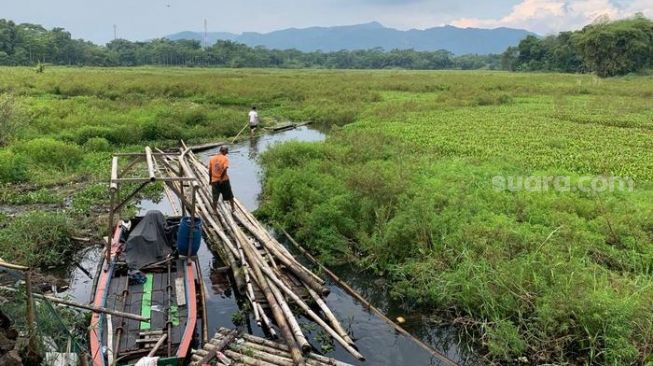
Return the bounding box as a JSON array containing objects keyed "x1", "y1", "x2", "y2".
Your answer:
[
  {"x1": 154, "y1": 145, "x2": 363, "y2": 366},
  {"x1": 191, "y1": 328, "x2": 356, "y2": 366}
]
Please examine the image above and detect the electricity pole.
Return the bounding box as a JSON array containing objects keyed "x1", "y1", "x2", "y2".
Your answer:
[{"x1": 203, "y1": 19, "x2": 208, "y2": 48}]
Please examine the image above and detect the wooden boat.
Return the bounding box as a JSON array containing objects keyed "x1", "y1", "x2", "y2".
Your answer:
[
  {"x1": 90, "y1": 148, "x2": 206, "y2": 366},
  {"x1": 90, "y1": 213, "x2": 205, "y2": 366}
]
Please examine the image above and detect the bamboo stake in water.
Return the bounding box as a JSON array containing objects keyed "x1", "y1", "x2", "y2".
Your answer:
[{"x1": 232, "y1": 123, "x2": 250, "y2": 143}]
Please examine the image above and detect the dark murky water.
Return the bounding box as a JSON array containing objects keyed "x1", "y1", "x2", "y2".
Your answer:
[{"x1": 63, "y1": 127, "x2": 476, "y2": 366}]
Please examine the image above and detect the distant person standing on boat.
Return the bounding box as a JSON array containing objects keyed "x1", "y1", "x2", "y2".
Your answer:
[
  {"x1": 208, "y1": 146, "x2": 235, "y2": 212},
  {"x1": 248, "y1": 106, "x2": 259, "y2": 136}
]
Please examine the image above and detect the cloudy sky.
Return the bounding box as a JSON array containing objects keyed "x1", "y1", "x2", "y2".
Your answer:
[{"x1": 2, "y1": 0, "x2": 651, "y2": 44}]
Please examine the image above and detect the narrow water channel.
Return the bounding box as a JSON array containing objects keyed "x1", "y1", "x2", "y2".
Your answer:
[{"x1": 64, "y1": 126, "x2": 475, "y2": 366}]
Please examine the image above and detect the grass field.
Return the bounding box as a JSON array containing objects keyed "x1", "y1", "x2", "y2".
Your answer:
[
  {"x1": 256, "y1": 70, "x2": 653, "y2": 364},
  {"x1": 1, "y1": 67, "x2": 652, "y2": 364}
]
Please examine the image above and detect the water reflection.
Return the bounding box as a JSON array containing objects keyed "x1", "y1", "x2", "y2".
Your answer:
[
  {"x1": 209, "y1": 266, "x2": 232, "y2": 298},
  {"x1": 248, "y1": 135, "x2": 260, "y2": 159}
]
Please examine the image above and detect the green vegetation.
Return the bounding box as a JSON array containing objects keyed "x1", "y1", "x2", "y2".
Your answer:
[
  {"x1": 0, "y1": 65, "x2": 651, "y2": 363},
  {"x1": 2, "y1": 16, "x2": 652, "y2": 76},
  {"x1": 258, "y1": 71, "x2": 653, "y2": 364},
  {"x1": 0, "y1": 66, "x2": 382, "y2": 267},
  {"x1": 503, "y1": 15, "x2": 653, "y2": 76},
  {"x1": 0, "y1": 211, "x2": 78, "y2": 267},
  {"x1": 0, "y1": 19, "x2": 499, "y2": 70},
  {"x1": 0, "y1": 66, "x2": 389, "y2": 185}
]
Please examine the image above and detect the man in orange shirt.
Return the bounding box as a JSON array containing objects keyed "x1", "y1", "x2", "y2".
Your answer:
[{"x1": 208, "y1": 146, "x2": 235, "y2": 212}]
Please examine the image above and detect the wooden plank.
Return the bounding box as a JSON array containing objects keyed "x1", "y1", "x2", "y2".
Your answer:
[
  {"x1": 172, "y1": 305, "x2": 188, "y2": 345},
  {"x1": 175, "y1": 277, "x2": 186, "y2": 306},
  {"x1": 139, "y1": 330, "x2": 164, "y2": 336},
  {"x1": 135, "y1": 338, "x2": 162, "y2": 344},
  {"x1": 123, "y1": 294, "x2": 142, "y2": 352}
]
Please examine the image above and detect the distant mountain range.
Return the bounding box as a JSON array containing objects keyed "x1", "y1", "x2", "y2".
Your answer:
[{"x1": 165, "y1": 22, "x2": 534, "y2": 55}]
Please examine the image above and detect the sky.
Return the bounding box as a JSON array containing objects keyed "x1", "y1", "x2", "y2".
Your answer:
[{"x1": 1, "y1": 0, "x2": 651, "y2": 44}]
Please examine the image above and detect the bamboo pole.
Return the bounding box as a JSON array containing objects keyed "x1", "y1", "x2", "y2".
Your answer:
[
  {"x1": 214, "y1": 204, "x2": 263, "y2": 329},
  {"x1": 162, "y1": 147, "x2": 364, "y2": 364},
  {"x1": 196, "y1": 168, "x2": 304, "y2": 278},
  {"x1": 111, "y1": 177, "x2": 196, "y2": 183},
  {"x1": 281, "y1": 228, "x2": 460, "y2": 366},
  {"x1": 107, "y1": 314, "x2": 114, "y2": 366},
  {"x1": 110, "y1": 156, "x2": 119, "y2": 192},
  {"x1": 233, "y1": 342, "x2": 342, "y2": 366},
  {"x1": 217, "y1": 330, "x2": 355, "y2": 366},
  {"x1": 233, "y1": 199, "x2": 294, "y2": 262},
  {"x1": 223, "y1": 222, "x2": 310, "y2": 353},
  {"x1": 113, "y1": 152, "x2": 169, "y2": 157},
  {"x1": 269, "y1": 281, "x2": 311, "y2": 353},
  {"x1": 24, "y1": 271, "x2": 39, "y2": 356},
  {"x1": 179, "y1": 172, "x2": 244, "y2": 289},
  {"x1": 111, "y1": 278, "x2": 129, "y2": 365},
  {"x1": 147, "y1": 334, "x2": 168, "y2": 357},
  {"x1": 186, "y1": 141, "x2": 228, "y2": 153},
  {"x1": 107, "y1": 160, "x2": 117, "y2": 265},
  {"x1": 166, "y1": 258, "x2": 173, "y2": 356},
  {"x1": 228, "y1": 214, "x2": 305, "y2": 366},
  {"x1": 145, "y1": 146, "x2": 156, "y2": 181},
  {"x1": 194, "y1": 257, "x2": 209, "y2": 344},
  {"x1": 232, "y1": 123, "x2": 250, "y2": 144},
  {"x1": 257, "y1": 303, "x2": 277, "y2": 338},
  {"x1": 218, "y1": 203, "x2": 309, "y2": 359},
  {"x1": 0, "y1": 258, "x2": 29, "y2": 271},
  {"x1": 232, "y1": 211, "x2": 328, "y2": 294},
  {"x1": 184, "y1": 151, "x2": 332, "y2": 355},
  {"x1": 227, "y1": 347, "x2": 295, "y2": 366},
  {"x1": 164, "y1": 152, "x2": 242, "y2": 262},
  {"x1": 0, "y1": 286, "x2": 149, "y2": 321},
  {"x1": 232, "y1": 199, "x2": 325, "y2": 287},
  {"x1": 187, "y1": 185, "x2": 198, "y2": 260},
  {"x1": 223, "y1": 349, "x2": 279, "y2": 366},
  {"x1": 305, "y1": 286, "x2": 354, "y2": 346},
  {"x1": 257, "y1": 264, "x2": 364, "y2": 360}
]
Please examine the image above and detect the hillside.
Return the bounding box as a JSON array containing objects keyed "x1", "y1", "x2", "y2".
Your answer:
[{"x1": 165, "y1": 22, "x2": 533, "y2": 55}]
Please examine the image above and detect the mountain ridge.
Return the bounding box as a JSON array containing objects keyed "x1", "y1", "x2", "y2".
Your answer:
[{"x1": 165, "y1": 22, "x2": 534, "y2": 55}]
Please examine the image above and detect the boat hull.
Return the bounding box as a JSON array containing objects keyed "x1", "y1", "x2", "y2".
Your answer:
[{"x1": 89, "y1": 218, "x2": 201, "y2": 366}]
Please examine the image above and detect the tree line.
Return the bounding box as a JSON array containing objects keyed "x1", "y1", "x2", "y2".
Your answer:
[
  {"x1": 1, "y1": 16, "x2": 651, "y2": 76},
  {"x1": 0, "y1": 19, "x2": 499, "y2": 70},
  {"x1": 502, "y1": 15, "x2": 653, "y2": 77}
]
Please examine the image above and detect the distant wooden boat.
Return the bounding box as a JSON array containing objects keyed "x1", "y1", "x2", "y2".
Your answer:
[{"x1": 89, "y1": 212, "x2": 205, "y2": 366}]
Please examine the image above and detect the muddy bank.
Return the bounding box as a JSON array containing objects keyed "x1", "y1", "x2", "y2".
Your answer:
[{"x1": 0, "y1": 309, "x2": 41, "y2": 366}]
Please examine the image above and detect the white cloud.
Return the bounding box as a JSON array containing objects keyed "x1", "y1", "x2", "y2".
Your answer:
[{"x1": 452, "y1": 0, "x2": 653, "y2": 34}]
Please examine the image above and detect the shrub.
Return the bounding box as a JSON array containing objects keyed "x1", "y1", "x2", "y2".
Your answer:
[
  {"x1": 141, "y1": 120, "x2": 183, "y2": 141},
  {"x1": 106, "y1": 125, "x2": 143, "y2": 145},
  {"x1": 0, "y1": 187, "x2": 62, "y2": 205},
  {"x1": 0, "y1": 94, "x2": 25, "y2": 146},
  {"x1": 0, "y1": 150, "x2": 27, "y2": 183},
  {"x1": 0, "y1": 212, "x2": 77, "y2": 267},
  {"x1": 74, "y1": 125, "x2": 112, "y2": 145},
  {"x1": 485, "y1": 320, "x2": 527, "y2": 360},
  {"x1": 14, "y1": 138, "x2": 82, "y2": 170},
  {"x1": 83, "y1": 137, "x2": 111, "y2": 152}
]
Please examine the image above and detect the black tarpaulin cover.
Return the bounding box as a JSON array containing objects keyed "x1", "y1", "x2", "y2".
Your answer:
[{"x1": 124, "y1": 210, "x2": 172, "y2": 269}]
